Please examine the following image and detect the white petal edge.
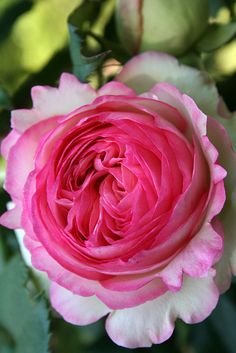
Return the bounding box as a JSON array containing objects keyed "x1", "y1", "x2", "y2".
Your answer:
[
  {"x1": 116, "y1": 51, "x2": 221, "y2": 118},
  {"x1": 105, "y1": 272, "x2": 219, "y2": 348},
  {"x1": 207, "y1": 116, "x2": 236, "y2": 292},
  {"x1": 12, "y1": 73, "x2": 97, "y2": 133},
  {"x1": 50, "y1": 282, "x2": 111, "y2": 325}
]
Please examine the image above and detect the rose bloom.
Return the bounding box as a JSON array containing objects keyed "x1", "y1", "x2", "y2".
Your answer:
[{"x1": 1, "y1": 52, "x2": 236, "y2": 348}]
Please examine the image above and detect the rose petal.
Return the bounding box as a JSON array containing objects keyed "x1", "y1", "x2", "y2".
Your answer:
[
  {"x1": 207, "y1": 115, "x2": 236, "y2": 292},
  {"x1": 5, "y1": 117, "x2": 58, "y2": 200},
  {"x1": 116, "y1": 51, "x2": 222, "y2": 117},
  {"x1": 98, "y1": 81, "x2": 136, "y2": 97},
  {"x1": 50, "y1": 282, "x2": 111, "y2": 325},
  {"x1": 105, "y1": 272, "x2": 219, "y2": 348},
  {"x1": 1, "y1": 130, "x2": 20, "y2": 159},
  {"x1": 0, "y1": 203, "x2": 22, "y2": 229},
  {"x1": 12, "y1": 73, "x2": 96, "y2": 133}
]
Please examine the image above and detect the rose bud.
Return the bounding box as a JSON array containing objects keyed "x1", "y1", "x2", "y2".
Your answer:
[
  {"x1": 116, "y1": 0, "x2": 209, "y2": 55},
  {"x1": 1, "y1": 52, "x2": 236, "y2": 348}
]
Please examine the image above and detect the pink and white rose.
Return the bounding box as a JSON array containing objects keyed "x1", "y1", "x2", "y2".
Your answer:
[{"x1": 1, "y1": 52, "x2": 236, "y2": 348}]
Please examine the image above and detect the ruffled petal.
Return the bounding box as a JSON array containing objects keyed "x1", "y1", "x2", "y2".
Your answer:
[
  {"x1": 50, "y1": 282, "x2": 111, "y2": 325},
  {"x1": 1, "y1": 130, "x2": 20, "y2": 159},
  {"x1": 207, "y1": 115, "x2": 236, "y2": 292},
  {"x1": 12, "y1": 73, "x2": 96, "y2": 133},
  {"x1": 159, "y1": 218, "x2": 223, "y2": 290},
  {"x1": 105, "y1": 272, "x2": 219, "y2": 348},
  {"x1": 0, "y1": 202, "x2": 22, "y2": 229},
  {"x1": 116, "y1": 51, "x2": 222, "y2": 118},
  {"x1": 5, "y1": 117, "x2": 58, "y2": 201},
  {"x1": 98, "y1": 81, "x2": 136, "y2": 96},
  {"x1": 25, "y1": 238, "x2": 168, "y2": 309}
]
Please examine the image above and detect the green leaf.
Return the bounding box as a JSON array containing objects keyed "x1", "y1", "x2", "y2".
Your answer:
[
  {"x1": 68, "y1": 1, "x2": 110, "y2": 82},
  {"x1": 0, "y1": 324, "x2": 14, "y2": 353},
  {"x1": 196, "y1": 22, "x2": 236, "y2": 52},
  {"x1": 0, "y1": 256, "x2": 50, "y2": 353}
]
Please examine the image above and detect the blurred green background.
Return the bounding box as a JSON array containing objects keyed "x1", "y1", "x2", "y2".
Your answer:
[{"x1": 0, "y1": 1, "x2": 236, "y2": 353}]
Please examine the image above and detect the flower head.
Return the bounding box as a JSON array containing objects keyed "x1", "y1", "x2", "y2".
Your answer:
[{"x1": 1, "y1": 52, "x2": 236, "y2": 348}]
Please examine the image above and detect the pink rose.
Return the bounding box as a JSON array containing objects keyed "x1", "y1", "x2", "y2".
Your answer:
[{"x1": 1, "y1": 52, "x2": 236, "y2": 348}]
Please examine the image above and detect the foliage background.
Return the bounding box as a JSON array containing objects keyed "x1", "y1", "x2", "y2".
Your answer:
[{"x1": 0, "y1": 1, "x2": 236, "y2": 352}]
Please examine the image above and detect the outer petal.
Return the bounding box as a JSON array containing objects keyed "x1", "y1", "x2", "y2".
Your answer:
[
  {"x1": 106, "y1": 272, "x2": 219, "y2": 348},
  {"x1": 0, "y1": 201, "x2": 22, "y2": 229},
  {"x1": 25, "y1": 239, "x2": 168, "y2": 310},
  {"x1": 12, "y1": 73, "x2": 96, "y2": 133},
  {"x1": 6, "y1": 118, "x2": 57, "y2": 199},
  {"x1": 207, "y1": 115, "x2": 236, "y2": 292},
  {"x1": 14, "y1": 227, "x2": 49, "y2": 292},
  {"x1": 1, "y1": 130, "x2": 20, "y2": 159},
  {"x1": 132, "y1": 82, "x2": 225, "y2": 289},
  {"x1": 0, "y1": 117, "x2": 58, "y2": 229},
  {"x1": 50, "y1": 282, "x2": 111, "y2": 325},
  {"x1": 149, "y1": 82, "x2": 227, "y2": 182},
  {"x1": 158, "y1": 219, "x2": 223, "y2": 290},
  {"x1": 98, "y1": 81, "x2": 136, "y2": 97},
  {"x1": 116, "y1": 51, "x2": 222, "y2": 118}
]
